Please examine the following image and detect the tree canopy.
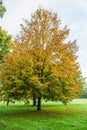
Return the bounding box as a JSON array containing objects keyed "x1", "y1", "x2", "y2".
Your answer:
[
  {"x1": 0, "y1": 27, "x2": 12, "y2": 60},
  {"x1": 0, "y1": 8, "x2": 84, "y2": 110},
  {"x1": 0, "y1": 0, "x2": 6, "y2": 18}
]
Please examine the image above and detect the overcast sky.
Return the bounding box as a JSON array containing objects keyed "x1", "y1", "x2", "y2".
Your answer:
[{"x1": 0, "y1": 0, "x2": 87, "y2": 79}]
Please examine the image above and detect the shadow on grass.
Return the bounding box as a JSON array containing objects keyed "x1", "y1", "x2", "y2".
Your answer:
[{"x1": 0, "y1": 105, "x2": 84, "y2": 120}]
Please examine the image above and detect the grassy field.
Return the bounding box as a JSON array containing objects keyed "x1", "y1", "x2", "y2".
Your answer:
[{"x1": 0, "y1": 99, "x2": 87, "y2": 130}]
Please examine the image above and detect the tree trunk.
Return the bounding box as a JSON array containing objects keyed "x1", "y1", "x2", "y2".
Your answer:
[
  {"x1": 63, "y1": 101, "x2": 67, "y2": 105},
  {"x1": 33, "y1": 95, "x2": 36, "y2": 106},
  {"x1": 64, "y1": 102, "x2": 67, "y2": 105},
  {"x1": 6, "y1": 97, "x2": 9, "y2": 106},
  {"x1": 37, "y1": 97, "x2": 41, "y2": 111}
]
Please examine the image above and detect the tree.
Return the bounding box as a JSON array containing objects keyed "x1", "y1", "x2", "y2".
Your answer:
[
  {"x1": 80, "y1": 82, "x2": 87, "y2": 99},
  {"x1": 0, "y1": 27, "x2": 12, "y2": 60},
  {"x1": 0, "y1": 0, "x2": 6, "y2": 18},
  {"x1": 0, "y1": 8, "x2": 84, "y2": 110},
  {"x1": 0, "y1": 1, "x2": 11, "y2": 61}
]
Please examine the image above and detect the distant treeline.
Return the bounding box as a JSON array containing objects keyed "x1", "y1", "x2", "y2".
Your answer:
[{"x1": 80, "y1": 87, "x2": 87, "y2": 98}]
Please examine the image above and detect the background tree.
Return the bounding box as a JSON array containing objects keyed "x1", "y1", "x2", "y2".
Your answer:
[
  {"x1": 0, "y1": 0, "x2": 6, "y2": 18},
  {"x1": 0, "y1": 1, "x2": 11, "y2": 61},
  {"x1": 0, "y1": 8, "x2": 84, "y2": 110},
  {"x1": 80, "y1": 82, "x2": 87, "y2": 99},
  {"x1": 0, "y1": 27, "x2": 12, "y2": 60}
]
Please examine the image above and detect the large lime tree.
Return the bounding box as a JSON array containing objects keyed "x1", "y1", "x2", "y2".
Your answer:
[{"x1": 0, "y1": 8, "x2": 84, "y2": 110}]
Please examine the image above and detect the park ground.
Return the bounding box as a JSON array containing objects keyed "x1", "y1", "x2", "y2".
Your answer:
[{"x1": 0, "y1": 99, "x2": 87, "y2": 130}]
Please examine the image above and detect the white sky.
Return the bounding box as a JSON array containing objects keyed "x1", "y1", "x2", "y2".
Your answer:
[{"x1": 0, "y1": 0, "x2": 87, "y2": 79}]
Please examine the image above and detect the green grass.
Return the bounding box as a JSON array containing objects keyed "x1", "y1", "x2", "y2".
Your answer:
[{"x1": 0, "y1": 99, "x2": 87, "y2": 130}]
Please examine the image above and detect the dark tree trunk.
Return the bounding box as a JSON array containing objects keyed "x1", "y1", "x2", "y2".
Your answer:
[
  {"x1": 7, "y1": 101, "x2": 9, "y2": 106},
  {"x1": 64, "y1": 102, "x2": 67, "y2": 105},
  {"x1": 6, "y1": 97, "x2": 9, "y2": 106},
  {"x1": 37, "y1": 97, "x2": 41, "y2": 111},
  {"x1": 33, "y1": 95, "x2": 36, "y2": 106},
  {"x1": 63, "y1": 101, "x2": 67, "y2": 105}
]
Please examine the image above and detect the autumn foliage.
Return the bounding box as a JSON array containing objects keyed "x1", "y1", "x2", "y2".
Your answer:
[{"x1": 0, "y1": 8, "x2": 83, "y2": 110}]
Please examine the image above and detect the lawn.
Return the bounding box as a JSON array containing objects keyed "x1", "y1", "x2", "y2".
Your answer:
[{"x1": 0, "y1": 99, "x2": 87, "y2": 130}]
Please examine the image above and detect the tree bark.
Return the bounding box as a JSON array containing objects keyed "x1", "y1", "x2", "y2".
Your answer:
[
  {"x1": 33, "y1": 94, "x2": 36, "y2": 106},
  {"x1": 37, "y1": 97, "x2": 41, "y2": 111},
  {"x1": 64, "y1": 102, "x2": 67, "y2": 105},
  {"x1": 6, "y1": 97, "x2": 9, "y2": 106}
]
